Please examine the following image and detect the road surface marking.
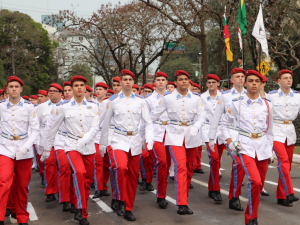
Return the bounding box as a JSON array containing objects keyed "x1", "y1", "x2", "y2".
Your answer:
[
  {"x1": 28, "y1": 202, "x2": 38, "y2": 221},
  {"x1": 264, "y1": 181, "x2": 300, "y2": 193},
  {"x1": 89, "y1": 195, "x2": 113, "y2": 212},
  {"x1": 151, "y1": 189, "x2": 177, "y2": 205}
]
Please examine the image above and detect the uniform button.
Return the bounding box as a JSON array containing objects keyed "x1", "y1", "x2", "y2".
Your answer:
[
  {"x1": 183, "y1": 105, "x2": 185, "y2": 106},
  {"x1": 183, "y1": 109, "x2": 185, "y2": 111},
  {"x1": 254, "y1": 123, "x2": 256, "y2": 125},
  {"x1": 80, "y1": 114, "x2": 81, "y2": 116},
  {"x1": 81, "y1": 125, "x2": 83, "y2": 127},
  {"x1": 286, "y1": 110, "x2": 288, "y2": 112},
  {"x1": 253, "y1": 112, "x2": 255, "y2": 114},
  {"x1": 128, "y1": 117, "x2": 130, "y2": 119},
  {"x1": 12, "y1": 119, "x2": 14, "y2": 121},
  {"x1": 80, "y1": 109, "x2": 81, "y2": 110},
  {"x1": 80, "y1": 120, "x2": 82, "y2": 121},
  {"x1": 183, "y1": 118, "x2": 186, "y2": 120},
  {"x1": 12, "y1": 109, "x2": 14, "y2": 111},
  {"x1": 253, "y1": 107, "x2": 255, "y2": 109},
  {"x1": 13, "y1": 129, "x2": 15, "y2": 131},
  {"x1": 213, "y1": 109, "x2": 215, "y2": 111},
  {"x1": 254, "y1": 128, "x2": 256, "y2": 130},
  {"x1": 253, "y1": 117, "x2": 255, "y2": 119},
  {"x1": 128, "y1": 111, "x2": 130, "y2": 112},
  {"x1": 12, "y1": 115, "x2": 14, "y2": 116}
]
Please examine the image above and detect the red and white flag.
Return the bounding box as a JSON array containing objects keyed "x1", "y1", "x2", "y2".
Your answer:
[{"x1": 238, "y1": 27, "x2": 243, "y2": 51}]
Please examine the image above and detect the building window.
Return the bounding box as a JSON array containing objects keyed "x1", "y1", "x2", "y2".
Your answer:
[{"x1": 79, "y1": 37, "x2": 83, "y2": 41}]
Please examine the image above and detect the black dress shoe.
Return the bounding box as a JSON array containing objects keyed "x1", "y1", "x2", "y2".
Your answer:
[
  {"x1": 139, "y1": 179, "x2": 146, "y2": 191},
  {"x1": 79, "y1": 218, "x2": 89, "y2": 225},
  {"x1": 153, "y1": 170, "x2": 156, "y2": 175},
  {"x1": 194, "y1": 169, "x2": 205, "y2": 174},
  {"x1": 111, "y1": 199, "x2": 119, "y2": 210},
  {"x1": 289, "y1": 194, "x2": 299, "y2": 203},
  {"x1": 46, "y1": 194, "x2": 56, "y2": 202},
  {"x1": 219, "y1": 173, "x2": 222, "y2": 179},
  {"x1": 0, "y1": 221, "x2": 4, "y2": 225},
  {"x1": 169, "y1": 176, "x2": 174, "y2": 181},
  {"x1": 41, "y1": 176, "x2": 45, "y2": 185},
  {"x1": 229, "y1": 197, "x2": 244, "y2": 211},
  {"x1": 277, "y1": 197, "x2": 292, "y2": 207},
  {"x1": 18, "y1": 223, "x2": 28, "y2": 225},
  {"x1": 62, "y1": 202, "x2": 71, "y2": 212},
  {"x1": 157, "y1": 198, "x2": 168, "y2": 209},
  {"x1": 214, "y1": 191, "x2": 222, "y2": 203},
  {"x1": 189, "y1": 183, "x2": 193, "y2": 189},
  {"x1": 5, "y1": 208, "x2": 11, "y2": 217},
  {"x1": 70, "y1": 204, "x2": 76, "y2": 213},
  {"x1": 186, "y1": 206, "x2": 193, "y2": 215},
  {"x1": 242, "y1": 182, "x2": 244, "y2": 186},
  {"x1": 35, "y1": 166, "x2": 39, "y2": 172},
  {"x1": 146, "y1": 183, "x2": 154, "y2": 191},
  {"x1": 261, "y1": 190, "x2": 269, "y2": 196},
  {"x1": 90, "y1": 183, "x2": 95, "y2": 189},
  {"x1": 124, "y1": 210, "x2": 136, "y2": 221},
  {"x1": 177, "y1": 205, "x2": 186, "y2": 215},
  {"x1": 92, "y1": 190, "x2": 102, "y2": 199},
  {"x1": 101, "y1": 190, "x2": 110, "y2": 196},
  {"x1": 248, "y1": 218, "x2": 258, "y2": 225},
  {"x1": 137, "y1": 179, "x2": 141, "y2": 184},
  {"x1": 74, "y1": 209, "x2": 83, "y2": 221},
  {"x1": 11, "y1": 213, "x2": 16, "y2": 219},
  {"x1": 117, "y1": 201, "x2": 125, "y2": 216}
]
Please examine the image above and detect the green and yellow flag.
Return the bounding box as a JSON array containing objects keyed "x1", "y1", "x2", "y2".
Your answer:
[
  {"x1": 223, "y1": 14, "x2": 233, "y2": 62},
  {"x1": 238, "y1": 0, "x2": 247, "y2": 34}
]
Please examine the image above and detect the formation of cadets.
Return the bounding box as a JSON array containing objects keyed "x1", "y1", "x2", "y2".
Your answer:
[{"x1": 0, "y1": 68, "x2": 299, "y2": 225}]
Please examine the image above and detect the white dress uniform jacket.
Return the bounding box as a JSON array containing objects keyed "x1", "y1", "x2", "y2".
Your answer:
[
  {"x1": 209, "y1": 87, "x2": 247, "y2": 143},
  {"x1": 100, "y1": 92, "x2": 154, "y2": 156},
  {"x1": 220, "y1": 95, "x2": 274, "y2": 160},
  {"x1": 151, "y1": 89, "x2": 206, "y2": 148},
  {"x1": 43, "y1": 97, "x2": 102, "y2": 155},
  {"x1": 0, "y1": 97, "x2": 39, "y2": 160},
  {"x1": 267, "y1": 88, "x2": 300, "y2": 146}
]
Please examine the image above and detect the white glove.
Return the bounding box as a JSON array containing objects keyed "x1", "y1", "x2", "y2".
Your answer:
[
  {"x1": 99, "y1": 145, "x2": 106, "y2": 157},
  {"x1": 39, "y1": 145, "x2": 44, "y2": 153},
  {"x1": 189, "y1": 126, "x2": 198, "y2": 136},
  {"x1": 16, "y1": 146, "x2": 29, "y2": 160},
  {"x1": 146, "y1": 140, "x2": 154, "y2": 151},
  {"x1": 142, "y1": 142, "x2": 146, "y2": 152},
  {"x1": 228, "y1": 141, "x2": 241, "y2": 156},
  {"x1": 76, "y1": 138, "x2": 86, "y2": 152},
  {"x1": 208, "y1": 139, "x2": 215, "y2": 152},
  {"x1": 40, "y1": 151, "x2": 50, "y2": 162},
  {"x1": 269, "y1": 150, "x2": 276, "y2": 164}
]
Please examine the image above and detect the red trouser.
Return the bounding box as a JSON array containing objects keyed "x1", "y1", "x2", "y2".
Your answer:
[
  {"x1": 273, "y1": 141, "x2": 295, "y2": 199},
  {"x1": 6, "y1": 179, "x2": 16, "y2": 215},
  {"x1": 107, "y1": 146, "x2": 117, "y2": 200},
  {"x1": 56, "y1": 150, "x2": 72, "y2": 203},
  {"x1": 168, "y1": 145, "x2": 197, "y2": 206},
  {"x1": 94, "y1": 144, "x2": 111, "y2": 191},
  {"x1": 67, "y1": 151, "x2": 94, "y2": 218},
  {"x1": 152, "y1": 141, "x2": 171, "y2": 198},
  {"x1": 110, "y1": 149, "x2": 140, "y2": 211},
  {"x1": 193, "y1": 146, "x2": 202, "y2": 170},
  {"x1": 0, "y1": 156, "x2": 32, "y2": 223},
  {"x1": 44, "y1": 148, "x2": 59, "y2": 195},
  {"x1": 226, "y1": 144, "x2": 245, "y2": 200},
  {"x1": 140, "y1": 147, "x2": 155, "y2": 184},
  {"x1": 38, "y1": 154, "x2": 45, "y2": 177},
  {"x1": 239, "y1": 154, "x2": 268, "y2": 224},
  {"x1": 205, "y1": 143, "x2": 224, "y2": 191}
]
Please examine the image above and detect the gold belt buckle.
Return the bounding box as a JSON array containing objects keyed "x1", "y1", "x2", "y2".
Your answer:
[
  {"x1": 162, "y1": 121, "x2": 168, "y2": 125},
  {"x1": 283, "y1": 120, "x2": 289, "y2": 124},
  {"x1": 251, "y1": 133, "x2": 259, "y2": 139},
  {"x1": 13, "y1": 135, "x2": 20, "y2": 141},
  {"x1": 181, "y1": 121, "x2": 187, "y2": 126},
  {"x1": 127, "y1": 131, "x2": 133, "y2": 136}
]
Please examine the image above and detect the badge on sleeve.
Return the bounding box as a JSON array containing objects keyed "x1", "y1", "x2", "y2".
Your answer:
[
  {"x1": 87, "y1": 106, "x2": 92, "y2": 109},
  {"x1": 106, "y1": 103, "x2": 109, "y2": 109},
  {"x1": 56, "y1": 109, "x2": 59, "y2": 114}
]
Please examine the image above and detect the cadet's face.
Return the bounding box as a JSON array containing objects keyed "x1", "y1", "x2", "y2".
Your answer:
[
  {"x1": 72, "y1": 81, "x2": 86, "y2": 97},
  {"x1": 48, "y1": 87, "x2": 61, "y2": 102},
  {"x1": 278, "y1": 74, "x2": 293, "y2": 89},
  {"x1": 113, "y1": 81, "x2": 122, "y2": 94},
  {"x1": 166, "y1": 85, "x2": 175, "y2": 92},
  {"x1": 84, "y1": 91, "x2": 92, "y2": 99},
  {"x1": 7, "y1": 81, "x2": 22, "y2": 98},
  {"x1": 245, "y1": 75, "x2": 262, "y2": 94},
  {"x1": 231, "y1": 73, "x2": 245, "y2": 87},
  {"x1": 175, "y1": 75, "x2": 189, "y2": 90},
  {"x1": 132, "y1": 89, "x2": 138, "y2": 94},
  {"x1": 64, "y1": 85, "x2": 73, "y2": 99},
  {"x1": 30, "y1": 98, "x2": 38, "y2": 105},
  {"x1": 96, "y1": 87, "x2": 107, "y2": 98},
  {"x1": 188, "y1": 82, "x2": 193, "y2": 91},
  {"x1": 121, "y1": 75, "x2": 134, "y2": 91},
  {"x1": 155, "y1": 77, "x2": 168, "y2": 90},
  {"x1": 206, "y1": 79, "x2": 219, "y2": 91},
  {"x1": 106, "y1": 92, "x2": 113, "y2": 97},
  {"x1": 194, "y1": 87, "x2": 201, "y2": 93},
  {"x1": 143, "y1": 88, "x2": 153, "y2": 96},
  {"x1": 37, "y1": 94, "x2": 48, "y2": 103}
]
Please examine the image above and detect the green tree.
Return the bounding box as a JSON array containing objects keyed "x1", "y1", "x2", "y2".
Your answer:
[{"x1": 68, "y1": 64, "x2": 93, "y2": 87}]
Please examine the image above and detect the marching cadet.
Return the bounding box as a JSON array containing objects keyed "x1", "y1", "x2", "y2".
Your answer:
[
  {"x1": 268, "y1": 69, "x2": 300, "y2": 206},
  {"x1": 166, "y1": 82, "x2": 176, "y2": 92},
  {"x1": 63, "y1": 81, "x2": 73, "y2": 100},
  {"x1": 100, "y1": 69, "x2": 154, "y2": 221},
  {"x1": 37, "y1": 90, "x2": 48, "y2": 104},
  {"x1": 112, "y1": 77, "x2": 122, "y2": 94},
  {"x1": 0, "y1": 76, "x2": 39, "y2": 225},
  {"x1": 221, "y1": 70, "x2": 273, "y2": 225},
  {"x1": 42, "y1": 76, "x2": 102, "y2": 225},
  {"x1": 144, "y1": 71, "x2": 170, "y2": 208},
  {"x1": 132, "y1": 84, "x2": 140, "y2": 94},
  {"x1": 106, "y1": 89, "x2": 114, "y2": 98},
  {"x1": 84, "y1": 85, "x2": 93, "y2": 100},
  {"x1": 209, "y1": 68, "x2": 247, "y2": 211},
  {"x1": 201, "y1": 74, "x2": 223, "y2": 203},
  {"x1": 151, "y1": 70, "x2": 206, "y2": 215},
  {"x1": 29, "y1": 95, "x2": 38, "y2": 105},
  {"x1": 192, "y1": 83, "x2": 201, "y2": 93}
]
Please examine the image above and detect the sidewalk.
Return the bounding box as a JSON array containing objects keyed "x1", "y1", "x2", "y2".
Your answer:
[{"x1": 292, "y1": 154, "x2": 300, "y2": 163}]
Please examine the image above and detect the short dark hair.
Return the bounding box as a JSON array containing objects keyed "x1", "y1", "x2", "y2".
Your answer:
[
  {"x1": 71, "y1": 80, "x2": 85, "y2": 87},
  {"x1": 245, "y1": 75, "x2": 262, "y2": 82},
  {"x1": 238, "y1": 57, "x2": 242, "y2": 60}
]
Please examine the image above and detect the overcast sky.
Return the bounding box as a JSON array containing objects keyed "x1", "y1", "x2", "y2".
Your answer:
[{"x1": 1, "y1": 0, "x2": 129, "y2": 22}]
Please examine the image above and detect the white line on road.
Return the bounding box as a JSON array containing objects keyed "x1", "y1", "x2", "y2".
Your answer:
[
  {"x1": 264, "y1": 181, "x2": 300, "y2": 193},
  {"x1": 151, "y1": 189, "x2": 177, "y2": 205},
  {"x1": 201, "y1": 163, "x2": 225, "y2": 171},
  {"x1": 28, "y1": 202, "x2": 38, "y2": 221},
  {"x1": 89, "y1": 195, "x2": 113, "y2": 212}
]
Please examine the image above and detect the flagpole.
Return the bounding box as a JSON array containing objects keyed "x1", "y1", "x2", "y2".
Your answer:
[
  {"x1": 242, "y1": 34, "x2": 245, "y2": 69},
  {"x1": 258, "y1": 0, "x2": 262, "y2": 73},
  {"x1": 225, "y1": 6, "x2": 230, "y2": 89}
]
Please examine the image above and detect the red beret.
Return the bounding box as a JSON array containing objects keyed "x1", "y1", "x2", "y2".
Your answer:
[
  {"x1": 107, "y1": 89, "x2": 114, "y2": 94},
  {"x1": 231, "y1": 68, "x2": 246, "y2": 75},
  {"x1": 0, "y1": 90, "x2": 3, "y2": 95},
  {"x1": 113, "y1": 77, "x2": 121, "y2": 83},
  {"x1": 151, "y1": 83, "x2": 156, "y2": 87},
  {"x1": 193, "y1": 83, "x2": 201, "y2": 89},
  {"x1": 141, "y1": 87, "x2": 144, "y2": 90},
  {"x1": 206, "y1": 74, "x2": 220, "y2": 82},
  {"x1": 7, "y1": 76, "x2": 24, "y2": 86},
  {"x1": 262, "y1": 75, "x2": 268, "y2": 83},
  {"x1": 278, "y1": 69, "x2": 293, "y2": 77},
  {"x1": 49, "y1": 83, "x2": 63, "y2": 92},
  {"x1": 93, "y1": 93, "x2": 97, "y2": 96},
  {"x1": 155, "y1": 71, "x2": 168, "y2": 79},
  {"x1": 246, "y1": 70, "x2": 265, "y2": 81},
  {"x1": 230, "y1": 80, "x2": 233, "y2": 84},
  {"x1": 70, "y1": 75, "x2": 88, "y2": 83},
  {"x1": 38, "y1": 90, "x2": 47, "y2": 96},
  {"x1": 120, "y1": 69, "x2": 135, "y2": 79},
  {"x1": 144, "y1": 84, "x2": 154, "y2": 91},
  {"x1": 3, "y1": 84, "x2": 7, "y2": 92},
  {"x1": 30, "y1": 95, "x2": 38, "y2": 100},
  {"x1": 189, "y1": 80, "x2": 193, "y2": 85},
  {"x1": 167, "y1": 82, "x2": 177, "y2": 88},
  {"x1": 132, "y1": 84, "x2": 140, "y2": 89},
  {"x1": 85, "y1": 85, "x2": 93, "y2": 92},
  {"x1": 64, "y1": 81, "x2": 71, "y2": 87},
  {"x1": 22, "y1": 96, "x2": 29, "y2": 100},
  {"x1": 175, "y1": 70, "x2": 190, "y2": 79},
  {"x1": 96, "y1": 82, "x2": 109, "y2": 89}
]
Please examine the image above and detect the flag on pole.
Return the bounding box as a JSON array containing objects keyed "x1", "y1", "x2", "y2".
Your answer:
[
  {"x1": 252, "y1": 4, "x2": 269, "y2": 57},
  {"x1": 238, "y1": 27, "x2": 243, "y2": 51},
  {"x1": 238, "y1": 0, "x2": 247, "y2": 34},
  {"x1": 223, "y1": 14, "x2": 233, "y2": 62}
]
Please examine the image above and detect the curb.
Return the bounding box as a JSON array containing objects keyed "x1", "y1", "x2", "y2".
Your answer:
[{"x1": 293, "y1": 154, "x2": 300, "y2": 164}]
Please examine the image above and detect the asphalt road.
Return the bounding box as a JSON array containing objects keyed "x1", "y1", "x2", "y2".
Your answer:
[{"x1": 5, "y1": 147, "x2": 300, "y2": 225}]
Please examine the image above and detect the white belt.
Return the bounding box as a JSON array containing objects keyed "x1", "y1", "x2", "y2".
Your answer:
[
  {"x1": 67, "y1": 132, "x2": 84, "y2": 140},
  {"x1": 114, "y1": 127, "x2": 138, "y2": 136},
  {"x1": 273, "y1": 119, "x2": 293, "y2": 124},
  {"x1": 169, "y1": 120, "x2": 193, "y2": 126},
  {"x1": 239, "y1": 130, "x2": 265, "y2": 139},
  {"x1": 1, "y1": 132, "x2": 28, "y2": 141},
  {"x1": 155, "y1": 120, "x2": 169, "y2": 125}
]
